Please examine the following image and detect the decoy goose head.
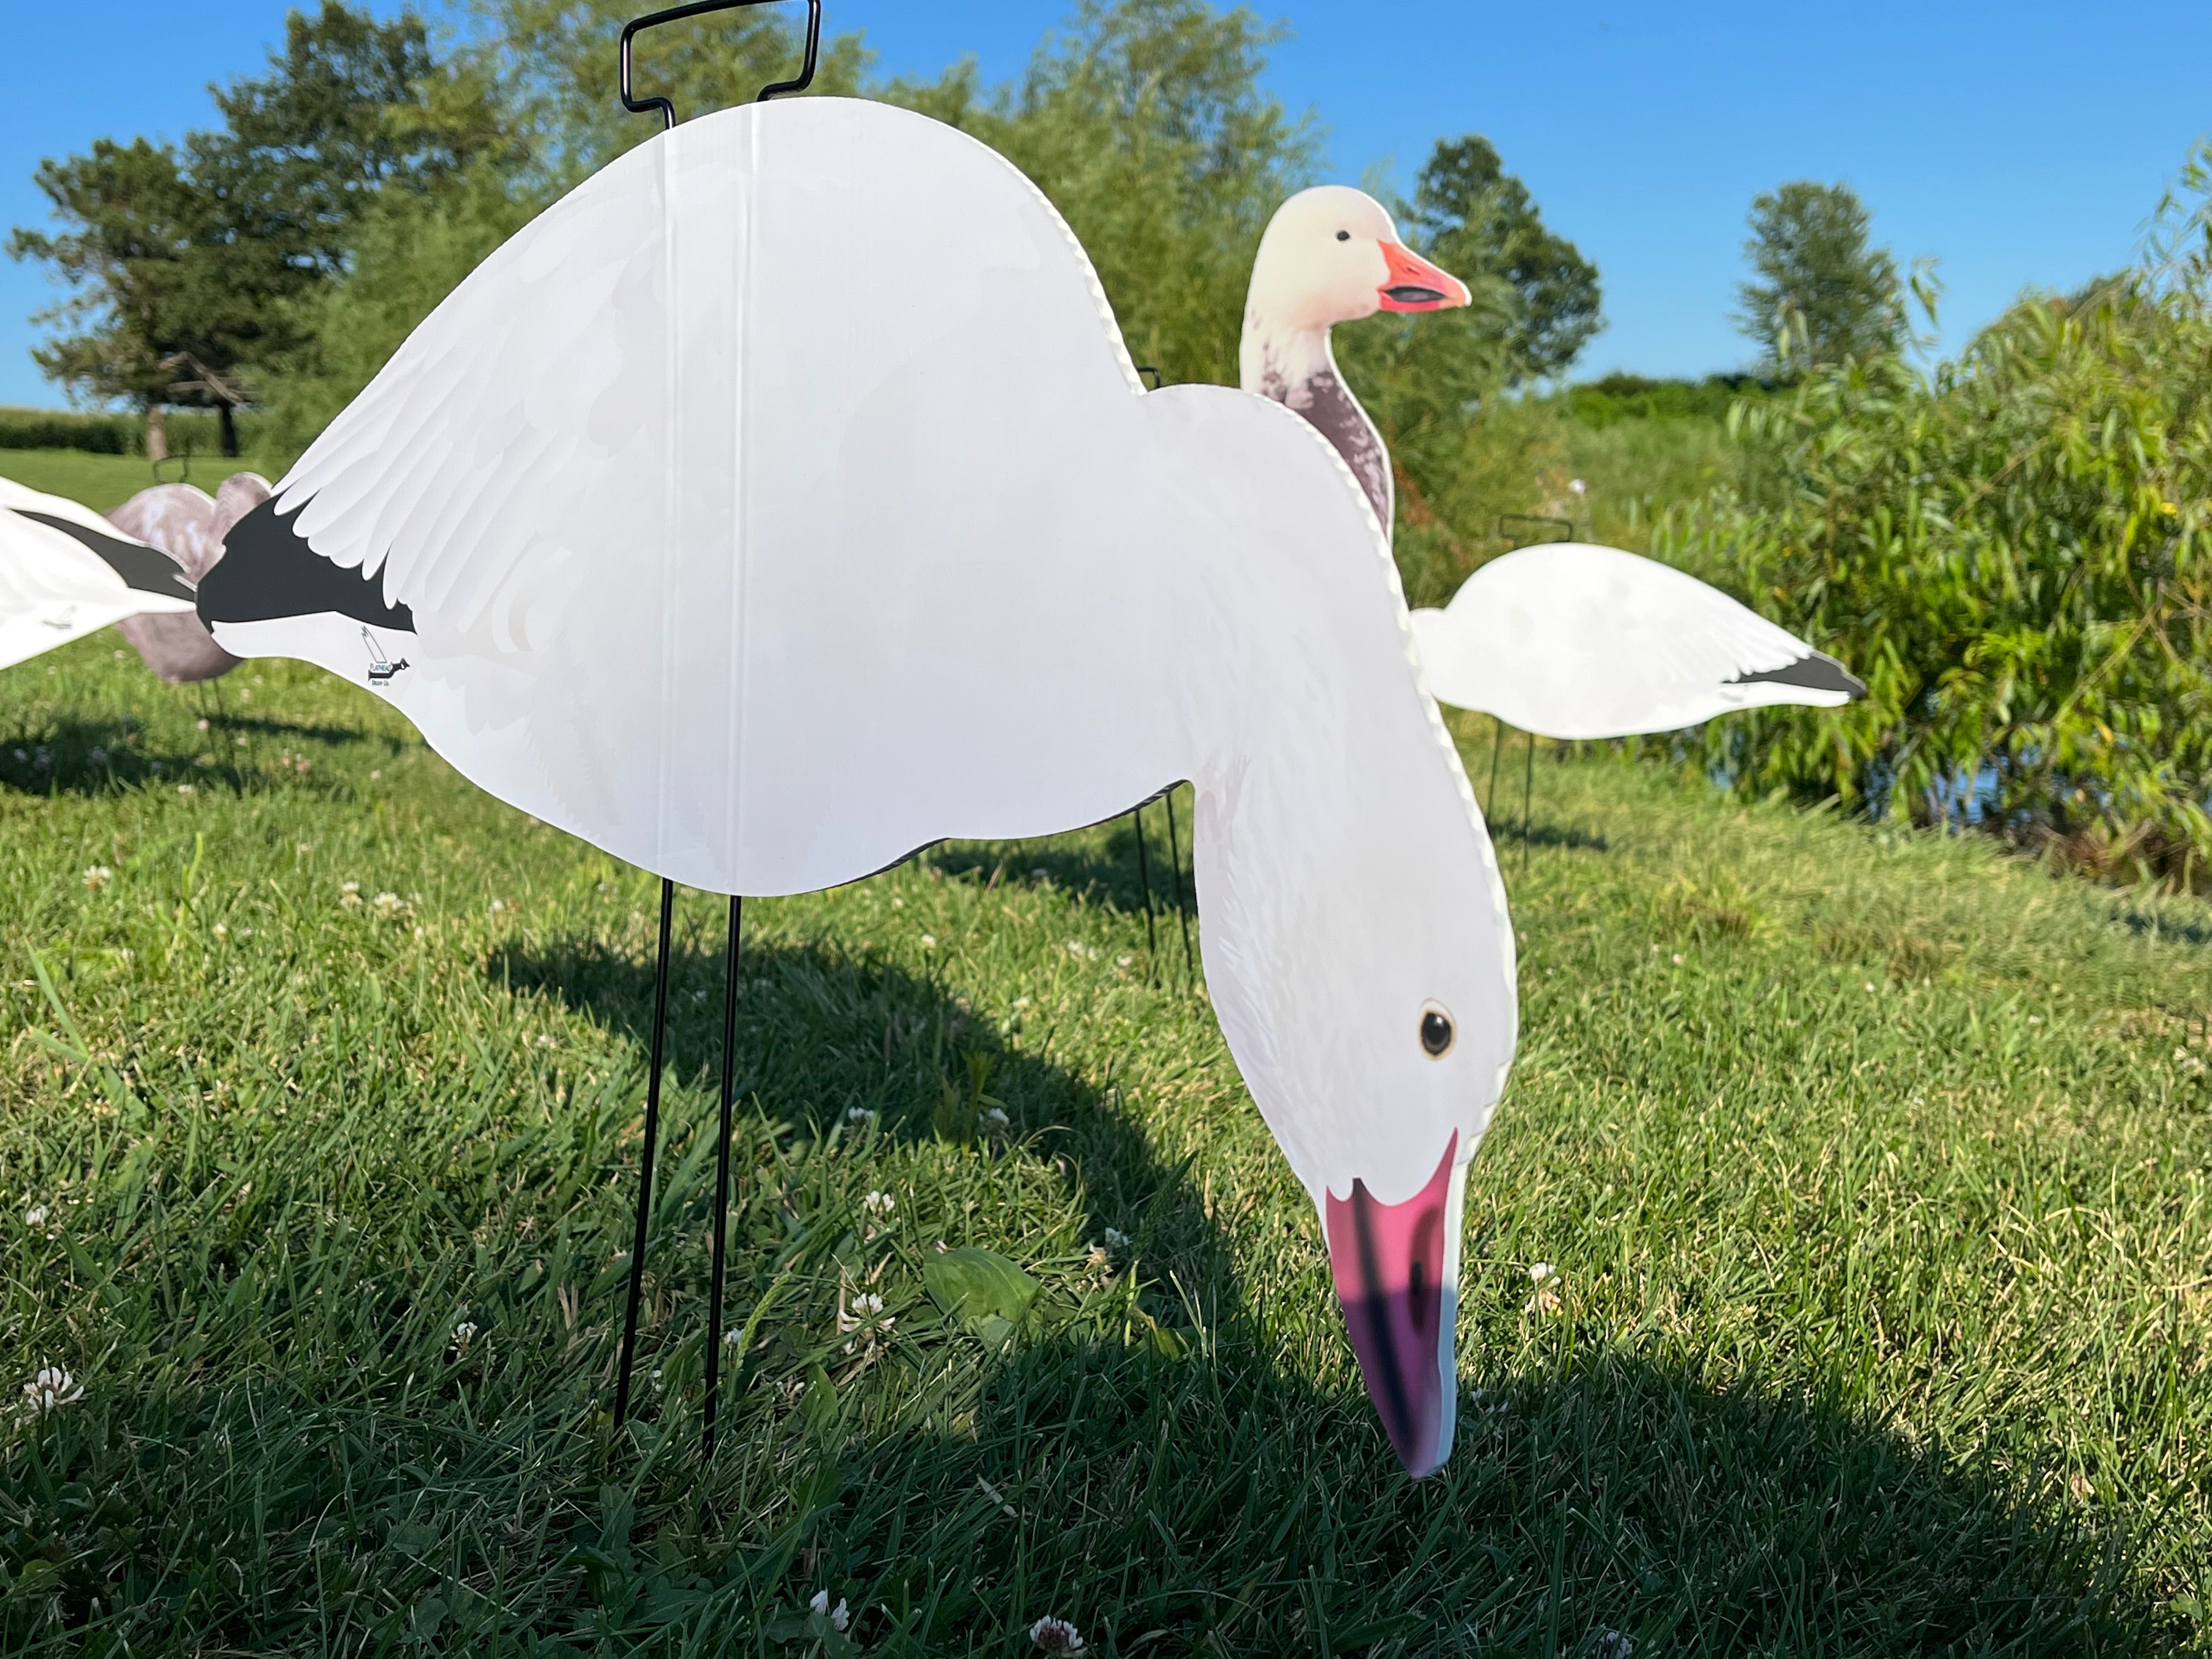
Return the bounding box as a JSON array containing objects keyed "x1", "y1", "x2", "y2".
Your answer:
[{"x1": 1246, "y1": 185, "x2": 1470, "y2": 336}]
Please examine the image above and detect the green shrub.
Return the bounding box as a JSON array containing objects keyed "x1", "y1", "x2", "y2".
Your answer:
[{"x1": 1661, "y1": 165, "x2": 2212, "y2": 885}]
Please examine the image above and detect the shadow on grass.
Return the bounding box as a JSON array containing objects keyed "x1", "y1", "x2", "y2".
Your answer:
[
  {"x1": 490, "y1": 934, "x2": 2157, "y2": 1656},
  {"x1": 929, "y1": 815, "x2": 1197, "y2": 924},
  {"x1": 0, "y1": 713, "x2": 399, "y2": 797},
  {"x1": 12, "y1": 934, "x2": 2164, "y2": 1655}
]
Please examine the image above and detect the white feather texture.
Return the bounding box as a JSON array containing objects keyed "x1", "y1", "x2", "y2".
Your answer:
[
  {"x1": 1410, "y1": 541, "x2": 1855, "y2": 741},
  {"x1": 211, "y1": 97, "x2": 1516, "y2": 1212}
]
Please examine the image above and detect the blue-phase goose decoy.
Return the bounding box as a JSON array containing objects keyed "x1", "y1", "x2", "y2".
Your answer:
[{"x1": 195, "y1": 93, "x2": 1515, "y2": 1480}]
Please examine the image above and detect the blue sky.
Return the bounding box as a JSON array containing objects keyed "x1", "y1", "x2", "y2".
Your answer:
[{"x1": 3, "y1": 0, "x2": 2208, "y2": 408}]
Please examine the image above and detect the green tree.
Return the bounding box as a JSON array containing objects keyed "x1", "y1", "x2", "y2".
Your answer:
[
  {"x1": 1402, "y1": 134, "x2": 1601, "y2": 382},
  {"x1": 887, "y1": 0, "x2": 1318, "y2": 389},
  {"x1": 1734, "y1": 179, "x2": 1905, "y2": 371},
  {"x1": 9, "y1": 2, "x2": 486, "y2": 454}
]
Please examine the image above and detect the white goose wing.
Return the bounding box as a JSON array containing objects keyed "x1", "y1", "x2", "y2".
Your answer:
[
  {"x1": 1409, "y1": 542, "x2": 1861, "y2": 740},
  {"x1": 196, "y1": 95, "x2": 1214, "y2": 895},
  {"x1": 0, "y1": 480, "x2": 197, "y2": 673}
]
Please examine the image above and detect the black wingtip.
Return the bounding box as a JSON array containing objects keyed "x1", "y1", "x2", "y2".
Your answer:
[
  {"x1": 11, "y1": 509, "x2": 196, "y2": 604},
  {"x1": 1730, "y1": 651, "x2": 1866, "y2": 701},
  {"x1": 200, "y1": 495, "x2": 414, "y2": 633}
]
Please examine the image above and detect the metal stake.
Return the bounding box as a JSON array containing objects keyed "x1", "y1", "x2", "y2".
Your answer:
[
  {"x1": 610, "y1": 0, "x2": 819, "y2": 1448},
  {"x1": 1164, "y1": 786, "x2": 1195, "y2": 984},
  {"x1": 1521, "y1": 729, "x2": 1536, "y2": 873},
  {"x1": 702, "y1": 895, "x2": 742, "y2": 1455},
  {"x1": 1131, "y1": 808, "x2": 1158, "y2": 975},
  {"x1": 1487, "y1": 720, "x2": 1504, "y2": 821},
  {"x1": 613, "y1": 877, "x2": 677, "y2": 1430}
]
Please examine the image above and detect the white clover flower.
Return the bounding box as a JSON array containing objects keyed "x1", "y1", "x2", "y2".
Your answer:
[
  {"x1": 82, "y1": 865, "x2": 112, "y2": 892},
  {"x1": 1569, "y1": 478, "x2": 1588, "y2": 496},
  {"x1": 1525, "y1": 1262, "x2": 1562, "y2": 1316},
  {"x1": 1528, "y1": 1262, "x2": 1555, "y2": 1283},
  {"x1": 20, "y1": 1366, "x2": 81, "y2": 1418},
  {"x1": 452, "y1": 1321, "x2": 479, "y2": 1347},
  {"x1": 1595, "y1": 1632, "x2": 1634, "y2": 1657},
  {"x1": 920, "y1": 934, "x2": 937, "y2": 950},
  {"x1": 196, "y1": 718, "x2": 210, "y2": 732},
  {"x1": 1029, "y1": 867, "x2": 1049, "y2": 880},
  {"x1": 1012, "y1": 996, "x2": 1031, "y2": 1009},
  {"x1": 1115, "y1": 954, "x2": 1132, "y2": 968},
  {"x1": 25, "y1": 1205, "x2": 49, "y2": 1228},
  {"x1": 373, "y1": 891, "x2": 405, "y2": 917},
  {"x1": 1102, "y1": 1227, "x2": 1131, "y2": 1251},
  {"x1": 861, "y1": 1191, "x2": 896, "y2": 1217},
  {"x1": 176, "y1": 783, "x2": 195, "y2": 797},
  {"x1": 212, "y1": 923, "x2": 228, "y2": 940},
  {"x1": 846, "y1": 1107, "x2": 877, "y2": 1126},
  {"x1": 890, "y1": 895, "x2": 905, "y2": 909},
  {"x1": 489, "y1": 899, "x2": 505, "y2": 913},
  {"x1": 1671, "y1": 952, "x2": 1684, "y2": 964},
  {"x1": 982, "y1": 1107, "x2": 1011, "y2": 1131},
  {"x1": 809, "y1": 1592, "x2": 851, "y2": 1632},
  {"x1": 723, "y1": 1327, "x2": 742, "y2": 1347},
  {"x1": 1030, "y1": 1616, "x2": 1085, "y2": 1654},
  {"x1": 340, "y1": 881, "x2": 362, "y2": 907}
]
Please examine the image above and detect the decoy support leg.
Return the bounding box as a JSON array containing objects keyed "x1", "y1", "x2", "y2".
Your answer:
[
  {"x1": 613, "y1": 877, "x2": 677, "y2": 1431},
  {"x1": 1131, "y1": 807, "x2": 1158, "y2": 979},
  {"x1": 703, "y1": 894, "x2": 742, "y2": 1459},
  {"x1": 1487, "y1": 720, "x2": 1504, "y2": 822},
  {"x1": 1521, "y1": 729, "x2": 1537, "y2": 874},
  {"x1": 1164, "y1": 787, "x2": 1195, "y2": 985}
]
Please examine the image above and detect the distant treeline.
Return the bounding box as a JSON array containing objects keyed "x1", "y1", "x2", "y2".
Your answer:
[
  {"x1": 0, "y1": 406, "x2": 259, "y2": 456},
  {"x1": 1563, "y1": 373, "x2": 1779, "y2": 427}
]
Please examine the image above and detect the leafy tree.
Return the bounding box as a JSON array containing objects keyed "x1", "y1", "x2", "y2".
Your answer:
[
  {"x1": 1401, "y1": 134, "x2": 1601, "y2": 382},
  {"x1": 465, "y1": 0, "x2": 870, "y2": 185},
  {"x1": 9, "y1": 2, "x2": 487, "y2": 454},
  {"x1": 1734, "y1": 180, "x2": 1905, "y2": 371},
  {"x1": 886, "y1": 0, "x2": 1317, "y2": 389}
]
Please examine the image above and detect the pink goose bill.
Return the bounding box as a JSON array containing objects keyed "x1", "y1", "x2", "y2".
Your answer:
[
  {"x1": 1325, "y1": 1134, "x2": 1462, "y2": 1478},
  {"x1": 1376, "y1": 242, "x2": 1472, "y2": 313}
]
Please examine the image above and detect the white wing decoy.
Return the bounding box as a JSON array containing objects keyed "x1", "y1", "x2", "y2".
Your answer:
[
  {"x1": 0, "y1": 477, "x2": 198, "y2": 674},
  {"x1": 196, "y1": 96, "x2": 1515, "y2": 1479},
  {"x1": 1240, "y1": 184, "x2": 1470, "y2": 533},
  {"x1": 106, "y1": 475, "x2": 269, "y2": 682},
  {"x1": 1410, "y1": 541, "x2": 1864, "y2": 740}
]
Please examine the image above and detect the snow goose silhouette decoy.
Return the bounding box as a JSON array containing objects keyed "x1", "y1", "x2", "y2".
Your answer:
[
  {"x1": 1410, "y1": 541, "x2": 1864, "y2": 741},
  {"x1": 195, "y1": 95, "x2": 1516, "y2": 1480},
  {"x1": 104, "y1": 475, "x2": 270, "y2": 682},
  {"x1": 0, "y1": 477, "x2": 199, "y2": 674},
  {"x1": 1240, "y1": 184, "x2": 1470, "y2": 533}
]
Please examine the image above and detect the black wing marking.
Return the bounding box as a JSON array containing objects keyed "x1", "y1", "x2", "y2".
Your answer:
[
  {"x1": 199, "y1": 495, "x2": 415, "y2": 633},
  {"x1": 10, "y1": 510, "x2": 196, "y2": 603},
  {"x1": 1729, "y1": 651, "x2": 1865, "y2": 700}
]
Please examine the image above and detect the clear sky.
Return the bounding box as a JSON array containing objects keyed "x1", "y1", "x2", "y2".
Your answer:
[{"x1": 3, "y1": 0, "x2": 2208, "y2": 408}]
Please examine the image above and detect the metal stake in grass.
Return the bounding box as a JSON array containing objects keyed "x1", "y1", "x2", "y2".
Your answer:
[
  {"x1": 1131, "y1": 805, "x2": 1159, "y2": 977},
  {"x1": 608, "y1": 0, "x2": 822, "y2": 1448},
  {"x1": 613, "y1": 877, "x2": 676, "y2": 1431},
  {"x1": 1521, "y1": 727, "x2": 1536, "y2": 873},
  {"x1": 1163, "y1": 783, "x2": 1195, "y2": 985},
  {"x1": 703, "y1": 895, "x2": 742, "y2": 1455}
]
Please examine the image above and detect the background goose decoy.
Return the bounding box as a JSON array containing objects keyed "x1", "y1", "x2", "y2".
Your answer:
[
  {"x1": 0, "y1": 477, "x2": 198, "y2": 674},
  {"x1": 1235, "y1": 190, "x2": 1861, "y2": 753},
  {"x1": 195, "y1": 94, "x2": 1515, "y2": 1480},
  {"x1": 1410, "y1": 541, "x2": 1864, "y2": 742},
  {"x1": 105, "y1": 474, "x2": 270, "y2": 683},
  {"x1": 1240, "y1": 184, "x2": 1471, "y2": 533}
]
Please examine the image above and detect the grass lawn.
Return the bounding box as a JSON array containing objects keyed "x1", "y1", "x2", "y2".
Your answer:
[
  {"x1": 1, "y1": 448, "x2": 269, "y2": 514},
  {"x1": 2, "y1": 485, "x2": 2210, "y2": 1652}
]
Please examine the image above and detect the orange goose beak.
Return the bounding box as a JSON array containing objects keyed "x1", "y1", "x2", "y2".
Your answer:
[{"x1": 1378, "y1": 242, "x2": 1471, "y2": 313}]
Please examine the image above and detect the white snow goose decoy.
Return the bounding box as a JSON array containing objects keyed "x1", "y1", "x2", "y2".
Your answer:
[
  {"x1": 1410, "y1": 541, "x2": 1863, "y2": 740},
  {"x1": 105, "y1": 474, "x2": 271, "y2": 682},
  {"x1": 1239, "y1": 188, "x2": 1863, "y2": 737},
  {"x1": 0, "y1": 477, "x2": 198, "y2": 674},
  {"x1": 196, "y1": 95, "x2": 1516, "y2": 1479}
]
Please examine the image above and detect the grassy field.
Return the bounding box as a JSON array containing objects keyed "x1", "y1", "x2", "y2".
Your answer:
[
  {"x1": 2, "y1": 461, "x2": 2210, "y2": 1655},
  {"x1": 2, "y1": 449, "x2": 268, "y2": 514}
]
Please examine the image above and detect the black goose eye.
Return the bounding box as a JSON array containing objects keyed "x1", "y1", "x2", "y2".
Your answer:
[
  {"x1": 1335, "y1": 229, "x2": 1351, "y2": 242},
  {"x1": 1419, "y1": 1002, "x2": 1455, "y2": 1058}
]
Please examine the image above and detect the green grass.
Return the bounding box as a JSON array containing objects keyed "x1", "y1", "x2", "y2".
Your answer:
[
  {"x1": 3, "y1": 517, "x2": 2211, "y2": 1651},
  {"x1": 1, "y1": 448, "x2": 269, "y2": 514}
]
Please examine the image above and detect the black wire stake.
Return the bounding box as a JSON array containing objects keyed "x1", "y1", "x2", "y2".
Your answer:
[
  {"x1": 1163, "y1": 785, "x2": 1195, "y2": 986},
  {"x1": 702, "y1": 895, "x2": 742, "y2": 1456},
  {"x1": 1521, "y1": 729, "x2": 1537, "y2": 874},
  {"x1": 1131, "y1": 806, "x2": 1158, "y2": 978},
  {"x1": 609, "y1": 0, "x2": 821, "y2": 1454},
  {"x1": 1487, "y1": 720, "x2": 1505, "y2": 822},
  {"x1": 613, "y1": 878, "x2": 677, "y2": 1431}
]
